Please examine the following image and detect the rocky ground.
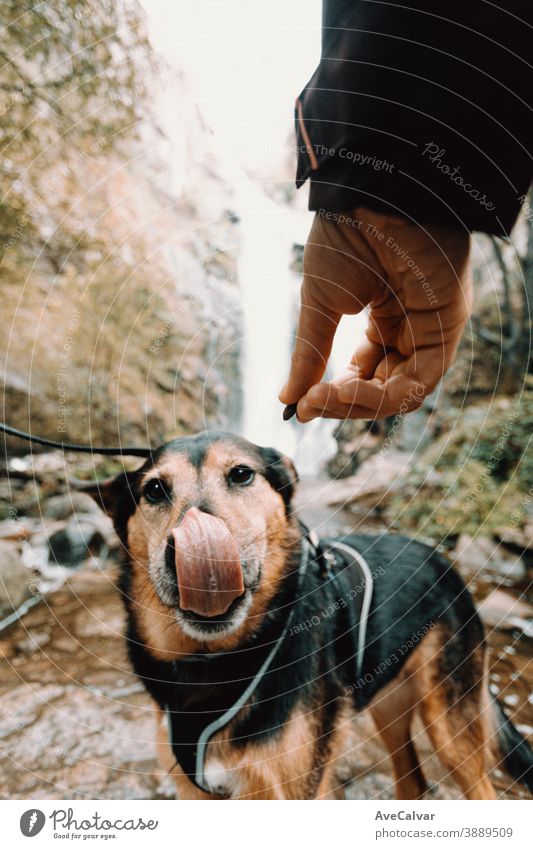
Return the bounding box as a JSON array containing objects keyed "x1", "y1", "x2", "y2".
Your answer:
[{"x1": 0, "y1": 453, "x2": 532, "y2": 800}]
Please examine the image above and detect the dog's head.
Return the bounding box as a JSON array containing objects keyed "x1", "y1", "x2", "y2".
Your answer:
[{"x1": 80, "y1": 431, "x2": 299, "y2": 654}]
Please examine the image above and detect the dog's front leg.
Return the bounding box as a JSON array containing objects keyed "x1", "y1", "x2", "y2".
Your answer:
[
  {"x1": 155, "y1": 711, "x2": 220, "y2": 799},
  {"x1": 155, "y1": 710, "x2": 286, "y2": 799}
]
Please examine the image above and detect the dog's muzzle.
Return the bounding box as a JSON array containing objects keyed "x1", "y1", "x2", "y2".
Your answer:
[{"x1": 170, "y1": 507, "x2": 245, "y2": 618}]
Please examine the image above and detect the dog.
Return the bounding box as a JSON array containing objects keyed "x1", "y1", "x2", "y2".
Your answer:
[{"x1": 81, "y1": 430, "x2": 533, "y2": 800}]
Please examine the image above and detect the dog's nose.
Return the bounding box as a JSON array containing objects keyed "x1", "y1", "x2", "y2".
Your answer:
[{"x1": 171, "y1": 507, "x2": 244, "y2": 617}]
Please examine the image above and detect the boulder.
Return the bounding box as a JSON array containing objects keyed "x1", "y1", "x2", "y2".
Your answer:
[
  {"x1": 35, "y1": 492, "x2": 102, "y2": 521},
  {"x1": 0, "y1": 541, "x2": 32, "y2": 618},
  {"x1": 47, "y1": 518, "x2": 106, "y2": 567},
  {"x1": 454, "y1": 533, "x2": 526, "y2": 582},
  {"x1": 478, "y1": 589, "x2": 533, "y2": 631},
  {"x1": 326, "y1": 450, "x2": 412, "y2": 509}
]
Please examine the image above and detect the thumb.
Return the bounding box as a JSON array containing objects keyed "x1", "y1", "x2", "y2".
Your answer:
[{"x1": 279, "y1": 286, "x2": 340, "y2": 404}]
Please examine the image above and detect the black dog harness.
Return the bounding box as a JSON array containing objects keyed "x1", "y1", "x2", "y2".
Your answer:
[{"x1": 165, "y1": 532, "x2": 374, "y2": 794}]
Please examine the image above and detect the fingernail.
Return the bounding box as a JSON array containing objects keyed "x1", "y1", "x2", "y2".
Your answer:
[{"x1": 283, "y1": 403, "x2": 298, "y2": 421}]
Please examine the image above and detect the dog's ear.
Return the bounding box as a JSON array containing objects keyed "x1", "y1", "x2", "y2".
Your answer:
[
  {"x1": 258, "y1": 447, "x2": 299, "y2": 508},
  {"x1": 70, "y1": 471, "x2": 139, "y2": 519}
]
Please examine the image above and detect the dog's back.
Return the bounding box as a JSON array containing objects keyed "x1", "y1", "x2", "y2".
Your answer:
[{"x1": 339, "y1": 533, "x2": 483, "y2": 707}]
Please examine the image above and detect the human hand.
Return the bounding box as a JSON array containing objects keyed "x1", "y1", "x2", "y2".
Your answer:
[{"x1": 279, "y1": 210, "x2": 472, "y2": 421}]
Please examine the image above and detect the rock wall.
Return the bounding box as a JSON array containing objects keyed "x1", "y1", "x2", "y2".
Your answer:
[{"x1": 2, "y1": 64, "x2": 242, "y2": 451}]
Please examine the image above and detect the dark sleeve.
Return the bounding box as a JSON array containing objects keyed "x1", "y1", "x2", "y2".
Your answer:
[{"x1": 295, "y1": 1, "x2": 533, "y2": 235}]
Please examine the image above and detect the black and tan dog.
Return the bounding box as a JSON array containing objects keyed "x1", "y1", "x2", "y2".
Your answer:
[{"x1": 82, "y1": 430, "x2": 533, "y2": 800}]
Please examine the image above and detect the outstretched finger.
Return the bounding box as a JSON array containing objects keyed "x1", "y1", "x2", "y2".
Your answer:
[
  {"x1": 296, "y1": 382, "x2": 382, "y2": 422},
  {"x1": 279, "y1": 291, "x2": 340, "y2": 405}
]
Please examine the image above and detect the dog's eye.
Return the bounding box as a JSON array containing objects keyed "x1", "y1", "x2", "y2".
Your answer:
[
  {"x1": 143, "y1": 478, "x2": 171, "y2": 505},
  {"x1": 228, "y1": 465, "x2": 255, "y2": 487}
]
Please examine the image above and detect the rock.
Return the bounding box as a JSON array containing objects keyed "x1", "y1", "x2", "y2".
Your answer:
[
  {"x1": 82, "y1": 513, "x2": 117, "y2": 549},
  {"x1": 0, "y1": 516, "x2": 67, "y2": 544},
  {"x1": 496, "y1": 524, "x2": 533, "y2": 553},
  {"x1": 0, "y1": 638, "x2": 15, "y2": 660},
  {"x1": 454, "y1": 534, "x2": 526, "y2": 582},
  {"x1": 395, "y1": 406, "x2": 432, "y2": 452},
  {"x1": 0, "y1": 519, "x2": 37, "y2": 542},
  {"x1": 327, "y1": 419, "x2": 382, "y2": 480},
  {"x1": 326, "y1": 450, "x2": 412, "y2": 509},
  {"x1": 47, "y1": 518, "x2": 106, "y2": 566},
  {"x1": 478, "y1": 589, "x2": 533, "y2": 630},
  {"x1": 32, "y1": 492, "x2": 102, "y2": 520},
  {"x1": 0, "y1": 541, "x2": 32, "y2": 618},
  {"x1": 455, "y1": 534, "x2": 494, "y2": 573},
  {"x1": 15, "y1": 628, "x2": 51, "y2": 654}
]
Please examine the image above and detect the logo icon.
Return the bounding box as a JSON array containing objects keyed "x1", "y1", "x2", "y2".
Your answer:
[{"x1": 20, "y1": 810, "x2": 46, "y2": 837}]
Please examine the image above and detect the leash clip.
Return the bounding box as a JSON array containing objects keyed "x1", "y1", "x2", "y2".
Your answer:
[
  {"x1": 320, "y1": 548, "x2": 336, "y2": 578},
  {"x1": 303, "y1": 525, "x2": 337, "y2": 578}
]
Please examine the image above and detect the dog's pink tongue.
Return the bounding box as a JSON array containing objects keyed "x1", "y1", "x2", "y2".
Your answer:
[{"x1": 172, "y1": 507, "x2": 244, "y2": 617}]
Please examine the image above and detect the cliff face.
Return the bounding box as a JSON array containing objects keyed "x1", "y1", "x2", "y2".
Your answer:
[{"x1": 2, "y1": 61, "x2": 242, "y2": 451}]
